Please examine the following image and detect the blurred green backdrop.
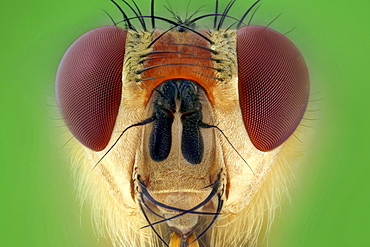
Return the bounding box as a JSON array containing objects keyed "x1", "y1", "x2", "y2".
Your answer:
[{"x1": 1, "y1": 0, "x2": 369, "y2": 246}]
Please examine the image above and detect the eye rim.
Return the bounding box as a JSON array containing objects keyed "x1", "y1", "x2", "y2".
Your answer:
[
  {"x1": 236, "y1": 25, "x2": 310, "y2": 151},
  {"x1": 56, "y1": 26, "x2": 127, "y2": 151}
]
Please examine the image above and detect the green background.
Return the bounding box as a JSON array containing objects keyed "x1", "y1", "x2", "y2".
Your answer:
[{"x1": 1, "y1": 0, "x2": 369, "y2": 246}]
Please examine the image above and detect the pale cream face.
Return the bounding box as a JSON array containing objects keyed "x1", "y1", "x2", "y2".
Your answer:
[
  {"x1": 56, "y1": 2, "x2": 310, "y2": 246},
  {"x1": 67, "y1": 30, "x2": 298, "y2": 247}
]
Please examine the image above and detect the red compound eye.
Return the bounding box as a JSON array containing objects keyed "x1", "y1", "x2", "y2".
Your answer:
[
  {"x1": 56, "y1": 26, "x2": 127, "y2": 151},
  {"x1": 237, "y1": 25, "x2": 309, "y2": 151}
]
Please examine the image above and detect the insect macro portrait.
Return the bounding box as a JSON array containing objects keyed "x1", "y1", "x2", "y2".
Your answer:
[{"x1": 55, "y1": 0, "x2": 311, "y2": 246}]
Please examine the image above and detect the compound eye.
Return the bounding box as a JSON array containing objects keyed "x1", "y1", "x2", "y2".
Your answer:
[
  {"x1": 237, "y1": 25, "x2": 309, "y2": 151},
  {"x1": 56, "y1": 26, "x2": 127, "y2": 151}
]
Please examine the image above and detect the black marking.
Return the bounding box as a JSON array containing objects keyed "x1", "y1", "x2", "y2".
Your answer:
[
  {"x1": 149, "y1": 106, "x2": 174, "y2": 162},
  {"x1": 148, "y1": 81, "x2": 176, "y2": 162},
  {"x1": 148, "y1": 80, "x2": 207, "y2": 164},
  {"x1": 182, "y1": 111, "x2": 204, "y2": 164},
  {"x1": 179, "y1": 82, "x2": 204, "y2": 164}
]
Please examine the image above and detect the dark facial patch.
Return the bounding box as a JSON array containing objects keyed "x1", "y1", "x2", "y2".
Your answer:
[{"x1": 149, "y1": 79, "x2": 204, "y2": 164}]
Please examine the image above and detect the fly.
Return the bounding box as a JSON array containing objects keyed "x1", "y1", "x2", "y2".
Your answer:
[{"x1": 55, "y1": 0, "x2": 310, "y2": 246}]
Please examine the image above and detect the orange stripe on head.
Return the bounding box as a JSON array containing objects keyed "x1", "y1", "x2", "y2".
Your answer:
[{"x1": 140, "y1": 30, "x2": 218, "y2": 104}]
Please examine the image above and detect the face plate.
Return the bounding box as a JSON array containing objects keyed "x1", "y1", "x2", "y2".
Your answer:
[{"x1": 55, "y1": 1, "x2": 310, "y2": 246}]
